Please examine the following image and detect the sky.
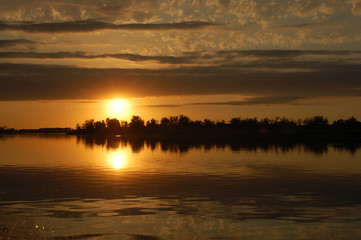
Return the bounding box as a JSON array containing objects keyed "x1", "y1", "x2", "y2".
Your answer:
[{"x1": 0, "y1": 0, "x2": 361, "y2": 128}]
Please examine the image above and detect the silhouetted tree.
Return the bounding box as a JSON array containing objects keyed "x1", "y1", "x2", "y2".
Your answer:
[
  {"x1": 216, "y1": 120, "x2": 226, "y2": 127},
  {"x1": 146, "y1": 118, "x2": 158, "y2": 128},
  {"x1": 169, "y1": 116, "x2": 179, "y2": 126},
  {"x1": 120, "y1": 120, "x2": 128, "y2": 128},
  {"x1": 333, "y1": 116, "x2": 361, "y2": 129},
  {"x1": 304, "y1": 116, "x2": 329, "y2": 128},
  {"x1": 230, "y1": 117, "x2": 241, "y2": 127},
  {"x1": 345, "y1": 117, "x2": 359, "y2": 127},
  {"x1": 259, "y1": 118, "x2": 271, "y2": 129},
  {"x1": 94, "y1": 120, "x2": 106, "y2": 134},
  {"x1": 160, "y1": 117, "x2": 170, "y2": 126},
  {"x1": 106, "y1": 118, "x2": 121, "y2": 134},
  {"x1": 83, "y1": 119, "x2": 95, "y2": 133},
  {"x1": 69, "y1": 115, "x2": 361, "y2": 140},
  {"x1": 129, "y1": 115, "x2": 145, "y2": 128},
  {"x1": 203, "y1": 118, "x2": 214, "y2": 127},
  {"x1": 193, "y1": 120, "x2": 202, "y2": 127},
  {"x1": 179, "y1": 115, "x2": 190, "y2": 127},
  {"x1": 0, "y1": 125, "x2": 7, "y2": 133}
]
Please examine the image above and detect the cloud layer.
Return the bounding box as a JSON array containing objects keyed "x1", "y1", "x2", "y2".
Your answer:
[
  {"x1": 0, "y1": 39, "x2": 36, "y2": 48},
  {"x1": 0, "y1": 20, "x2": 221, "y2": 33},
  {"x1": 0, "y1": 50, "x2": 360, "y2": 101},
  {"x1": 0, "y1": 0, "x2": 360, "y2": 23},
  {"x1": 1, "y1": 49, "x2": 360, "y2": 64},
  {"x1": 0, "y1": 0, "x2": 360, "y2": 104},
  {"x1": 141, "y1": 96, "x2": 306, "y2": 107}
]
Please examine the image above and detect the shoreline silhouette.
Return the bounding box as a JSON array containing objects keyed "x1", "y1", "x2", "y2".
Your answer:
[{"x1": 1, "y1": 115, "x2": 361, "y2": 143}]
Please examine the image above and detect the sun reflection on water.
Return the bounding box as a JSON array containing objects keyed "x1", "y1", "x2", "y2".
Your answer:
[{"x1": 109, "y1": 151, "x2": 127, "y2": 170}]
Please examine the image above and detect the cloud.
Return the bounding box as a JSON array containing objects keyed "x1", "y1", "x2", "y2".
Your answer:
[
  {"x1": 189, "y1": 96, "x2": 306, "y2": 106},
  {"x1": 0, "y1": 20, "x2": 222, "y2": 33},
  {"x1": 309, "y1": 32, "x2": 350, "y2": 45},
  {"x1": 0, "y1": 0, "x2": 358, "y2": 31},
  {"x1": 1, "y1": 50, "x2": 359, "y2": 65},
  {"x1": 288, "y1": 0, "x2": 342, "y2": 18},
  {"x1": 218, "y1": 0, "x2": 232, "y2": 9},
  {"x1": 141, "y1": 96, "x2": 305, "y2": 107},
  {"x1": 0, "y1": 0, "x2": 163, "y2": 22},
  {"x1": 140, "y1": 104, "x2": 184, "y2": 108},
  {"x1": 0, "y1": 51, "x2": 91, "y2": 59},
  {"x1": 0, "y1": 39, "x2": 37, "y2": 48},
  {"x1": 352, "y1": 1, "x2": 361, "y2": 15},
  {"x1": 0, "y1": 51, "x2": 197, "y2": 64},
  {"x1": 270, "y1": 23, "x2": 332, "y2": 31},
  {"x1": 0, "y1": 52, "x2": 360, "y2": 101},
  {"x1": 214, "y1": 50, "x2": 359, "y2": 59}
]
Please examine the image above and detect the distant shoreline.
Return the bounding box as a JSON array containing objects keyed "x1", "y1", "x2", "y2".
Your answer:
[{"x1": 2, "y1": 115, "x2": 361, "y2": 143}]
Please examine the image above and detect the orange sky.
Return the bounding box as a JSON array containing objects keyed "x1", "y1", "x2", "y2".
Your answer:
[
  {"x1": 1, "y1": 96, "x2": 361, "y2": 129},
  {"x1": 0, "y1": 0, "x2": 361, "y2": 128}
]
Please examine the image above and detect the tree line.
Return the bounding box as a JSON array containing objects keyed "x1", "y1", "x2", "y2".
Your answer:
[
  {"x1": 69, "y1": 115, "x2": 361, "y2": 138},
  {"x1": 0, "y1": 126, "x2": 71, "y2": 134},
  {"x1": 2, "y1": 115, "x2": 360, "y2": 139}
]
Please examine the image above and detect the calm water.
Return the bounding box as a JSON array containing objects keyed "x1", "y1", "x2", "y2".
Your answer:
[{"x1": 1, "y1": 135, "x2": 361, "y2": 240}]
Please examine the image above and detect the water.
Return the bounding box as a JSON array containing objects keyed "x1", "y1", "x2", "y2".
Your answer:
[{"x1": 1, "y1": 135, "x2": 361, "y2": 239}]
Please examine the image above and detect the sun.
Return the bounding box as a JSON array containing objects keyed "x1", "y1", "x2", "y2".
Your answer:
[
  {"x1": 107, "y1": 99, "x2": 130, "y2": 118},
  {"x1": 112, "y1": 100, "x2": 126, "y2": 113}
]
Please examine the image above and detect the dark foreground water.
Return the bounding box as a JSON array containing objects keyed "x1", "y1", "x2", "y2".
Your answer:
[{"x1": 1, "y1": 135, "x2": 361, "y2": 240}]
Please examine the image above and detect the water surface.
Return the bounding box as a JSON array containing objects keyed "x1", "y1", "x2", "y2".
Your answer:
[{"x1": 1, "y1": 135, "x2": 361, "y2": 239}]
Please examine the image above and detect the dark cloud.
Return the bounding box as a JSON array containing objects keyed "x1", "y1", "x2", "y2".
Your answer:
[
  {"x1": 0, "y1": 51, "x2": 195, "y2": 64},
  {"x1": 214, "y1": 50, "x2": 356, "y2": 59},
  {"x1": 0, "y1": 0, "x2": 162, "y2": 23},
  {"x1": 107, "y1": 53, "x2": 193, "y2": 64},
  {"x1": 0, "y1": 51, "x2": 191, "y2": 62},
  {"x1": 0, "y1": 20, "x2": 222, "y2": 33},
  {"x1": 0, "y1": 39, "x2": 37, "y2": 48},
  {"x1": 0, "y1": 56, "x2": 360, "y2": 101},
  {"x1": 271, "y1": 23, "x2": 322, "y2": 30},
  {"x1": 142, "y1": 96, "x2": 305, "y2": 107},
  {"x1": 95, "y1": 2, "x2": 133, "y2": 16},
  {"x1": 190, "y1": 96, "x2": 306, "y2": 106},
  {"x1": 0, "y1": 50, "x2": 358, "y2": 66},
  {"x1": 140, "y1": 104, "x2": 186, "y2": 108},
  {"x1": 95, "y1": 0, "x2": 161, "y2": 20},
  {"x1": 218, "y1": 0, "x2": 232, "y2": 8},
  {"x1": 131, "y1": 11, "x2": 154, "y2": 23},
  {"x1": 270, "y1": 22, "x2": 345, "y2": 35},
  {"x1": 0, "y1": 51, "x2": 91, "y2": 59}
]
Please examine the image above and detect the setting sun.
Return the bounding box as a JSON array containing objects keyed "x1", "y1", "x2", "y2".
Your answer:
[{"x1": 107, "y1": 99, "x2": 130, "y2": 118}]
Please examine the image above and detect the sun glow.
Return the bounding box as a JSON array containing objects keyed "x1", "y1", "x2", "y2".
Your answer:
[
  {"x1": 110, "y1": 151, "x2": 127, "y2": 170},
  {"x1": 107, "y1": 99, "x2": 130, "y2": 118}
]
